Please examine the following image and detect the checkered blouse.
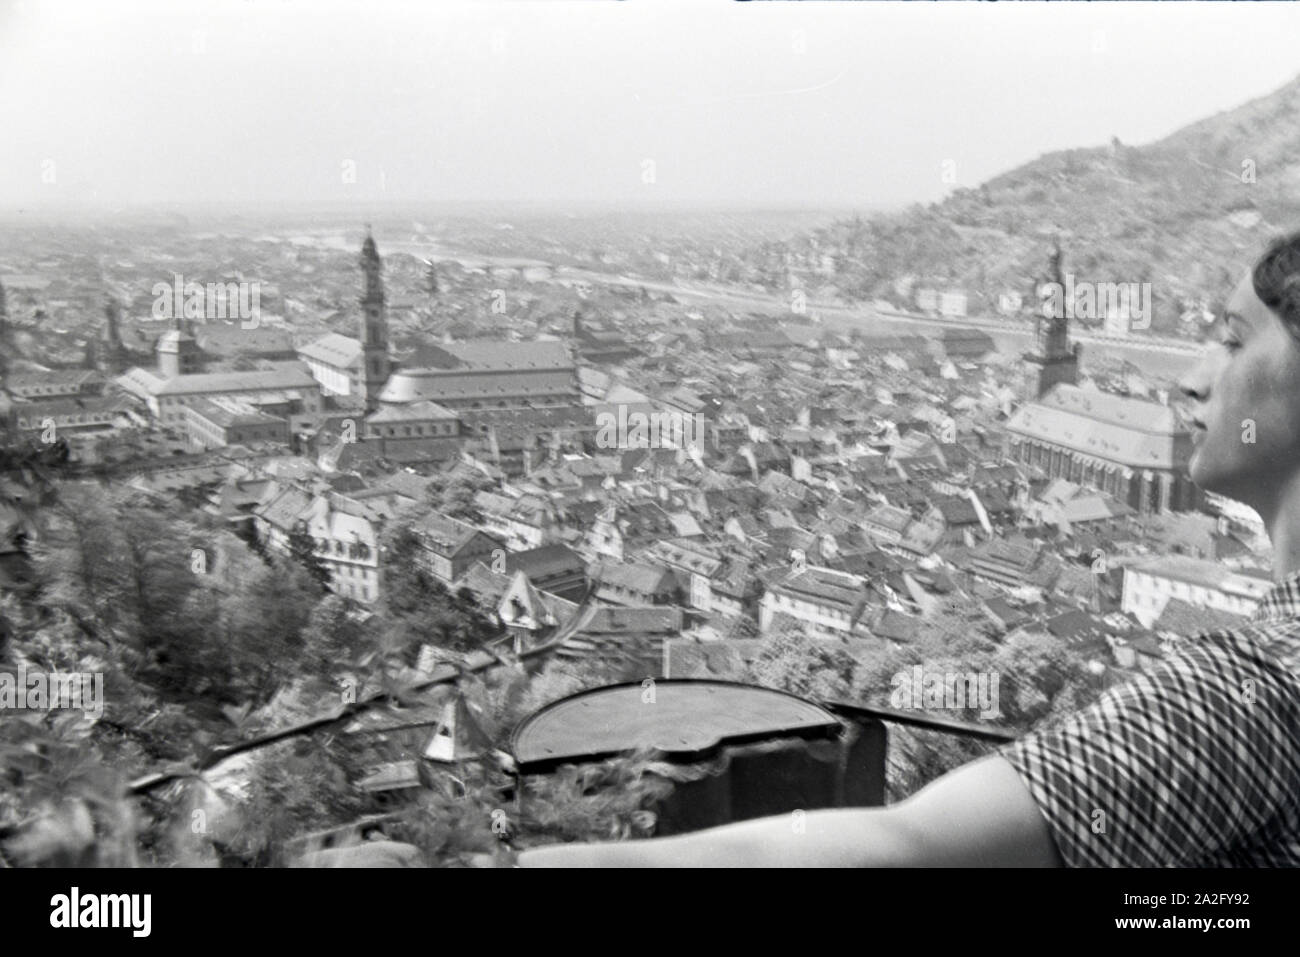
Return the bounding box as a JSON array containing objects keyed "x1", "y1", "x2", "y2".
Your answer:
[{"x1": 997, "y1": 570, "x2": 1300, "y2": 867}]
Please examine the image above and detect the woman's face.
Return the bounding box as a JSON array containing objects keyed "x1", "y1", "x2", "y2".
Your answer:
[{"x1": 1178, "y1": 272, "x2": 1300, "y2": 512}]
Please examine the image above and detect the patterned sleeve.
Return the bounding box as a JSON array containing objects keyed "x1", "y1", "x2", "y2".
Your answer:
[{"x1": 995, "y1": 629, "x2": 1300, "y2": 867}]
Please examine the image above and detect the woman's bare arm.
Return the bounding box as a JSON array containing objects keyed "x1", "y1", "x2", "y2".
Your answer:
[{"x1": 517, "y1": 754, "x2": 1063, "y2": 867}]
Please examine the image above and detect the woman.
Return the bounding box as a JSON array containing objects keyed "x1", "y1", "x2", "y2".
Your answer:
[{"x1": 514, "y1": 235, "x2": 1300, "y2": 867}]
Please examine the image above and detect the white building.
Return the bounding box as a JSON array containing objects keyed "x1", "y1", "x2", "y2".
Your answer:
[
  {"x1": 759, "y1": 566, "x2": 868, "y2": 638},
  {"x1": 1121, "y1": 555, "x2": 1271, "y2": 628},
  {"x1": 297, "y1": 333, "x2": 363, "y2": 397}
]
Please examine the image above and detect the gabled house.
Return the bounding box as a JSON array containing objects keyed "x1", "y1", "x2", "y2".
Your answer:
[
  {"x1": 410, "y1": 510, "x2": 505, "y2": 585},
  {"x1": 591, "y1": 561, "x2": 682, "y2": 607}
]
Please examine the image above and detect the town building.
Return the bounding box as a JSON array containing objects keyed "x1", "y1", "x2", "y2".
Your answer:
[
  {"x1": 502, "y1": 543, "x2": 588, "y2": 601},
  {"x1": 118, "y1": 363, "x2": 322, "y2": 426},
  {"x1": 8, "y1": 393, "x2": 134, "y2": 436},
  {"x1": 377, "y1": 339, "x2": 578, "y2": 411},
  {"x1": 362, "y1": 400, "x2": 461, "y2": 464},
  {"x1": 297, "y1": 234, "x2": 579, "y2": 415},
  {"x1": 1121, "y1": 555, "x2": 1271, "y2": 628},
  {"x1": 409, "y1": 510, "x2": 505, "y2": 585},
  {"x1": 184, "y1": 396, "x2": 291, "y2": 451},
  {"x1": 3, "y1": 369, "x2": 104, "y2": 401},
  {"x1": 759, "y1": 566, "x2": 871, "y2": 638}
]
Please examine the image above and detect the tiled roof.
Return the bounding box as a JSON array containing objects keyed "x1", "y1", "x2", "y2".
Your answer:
[
  {"x1": 9, "y1": 394, "x2": 133, "y2": 417},
  {"x1": 254, "y1": 485, "x2": 315, "y2": 531},
  {"x1": 864, "y1": 504, "x2": 912, "y2": 534},
  {"x1": 411, "y1": 511, "x2": 483, "y2": 555},
  {"x1": 932, "y1": 496, "x2": 981, "y2": 525},
  {"x1": 593, "y1": 560, "x2": 677, "y2": 596},
  {"x1": 5, "y1": 368, "x2": 101, "y2": 391},
  {"x1": 866, "y1": 607, "x2": 923, "y2": 642},
  {"x1": 442, "y1": 339, "x2": 572, "y2": 370},
  {"x1": 297, "y1": 333, "x2": 363, "y2": 369},
  {"x1": 769, "y1": 566, "x2": 868, "y2": 613},
  {"x1": 583, "y1": 605, "x2": 683, "y2": 634},
  {"x1": 504, "y1": 544, "x2": 586, "y2": 579},
  {"x1": 188, "y1": 396, "x2": 284, "y2": 428},
  {"x1": 1126, "y1": 555, "x2": 1272, "y2": 599},
  {"x1": 366, "y1": 399, "x2": 458, "y2": 424},
  {"x1": 377, "y1": 368, "x2": 575, "y2": 404},
  {"x1": 152, "y1": 362, "x2": 319, "y2": 396}
]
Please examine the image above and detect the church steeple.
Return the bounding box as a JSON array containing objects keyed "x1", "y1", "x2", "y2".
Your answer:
[
  {"x1": 1024, "y1": 238, "x2": 1080, "y2": 400},
  {"x1": 358, "y1": 227, "x2": 390, "y2": 412}
]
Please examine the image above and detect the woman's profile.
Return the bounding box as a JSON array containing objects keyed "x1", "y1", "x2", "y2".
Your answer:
[{"x1": 513, "y1": 233, "x2": 1300, "y2": 867}]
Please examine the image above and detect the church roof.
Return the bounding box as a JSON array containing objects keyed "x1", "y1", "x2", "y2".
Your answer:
[
  {"x1": 410, "y1": 339, "x2": 572, "y2": 372},
  {"x1": 1006, "y1": 384, "x2": 1191, "y2": 470},
  {"x1": 366, "y1": 399, "x2": 458, "y2": 424},
  {"x1": 377, "y1": 368, "x2": 575, "y2": 404}
]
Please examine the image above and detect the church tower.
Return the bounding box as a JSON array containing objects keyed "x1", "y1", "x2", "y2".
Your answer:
[
  {"x1": 359, "y1": 228, "x2": 390, "y2": 412},
  {"x1": 1024, "y1": 239, "x2": 1080, "y2": 399}
]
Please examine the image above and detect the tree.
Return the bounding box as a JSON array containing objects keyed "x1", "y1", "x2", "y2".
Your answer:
[
  {"x1": 287, "y1": 520, "x2": 332, "y2": 591},
  {"x1": 302, "y1": 593, "x2": 369, "y2": 676},
  {"x1": 744, "y1": 627, "x2": 859, "y2": 701}
]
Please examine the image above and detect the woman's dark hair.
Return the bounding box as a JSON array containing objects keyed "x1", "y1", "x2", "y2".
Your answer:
[{"x1": 1252, "y1": 231, "x2": 1300, "y2": 337}]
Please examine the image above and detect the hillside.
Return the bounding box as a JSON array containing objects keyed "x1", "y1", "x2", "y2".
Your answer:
[{"x1": 766, "y1": 72, "x2": 1300, "y2": 333}]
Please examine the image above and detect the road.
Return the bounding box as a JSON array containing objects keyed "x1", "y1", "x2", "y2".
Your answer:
[
  {"x1": 326, "y1": 231, "x2": 1205, "y2": 369},
  {"x1": 552, "y1": 266, "x2": 1207, "y2": 362}
]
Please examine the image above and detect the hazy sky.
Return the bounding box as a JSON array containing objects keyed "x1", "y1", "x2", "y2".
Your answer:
[{"x1": 3, "y1": 0, "x2": 1299, "y2": 209}]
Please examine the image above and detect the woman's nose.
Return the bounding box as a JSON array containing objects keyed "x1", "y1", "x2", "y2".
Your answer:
[{"x1": 1178, "y1": 350, "x2": 1214, "y2": 402}]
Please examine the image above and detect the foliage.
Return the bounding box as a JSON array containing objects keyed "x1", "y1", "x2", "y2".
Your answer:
[
  {"x1": 518, "y1": 753, "x2": 671, "y2": 844},
  {"x1": 286, "y1": 520, "x2": 332, "y2": 591},
  {"x1": 744, "y1": 627, "x2": 860, "y2": 701}
]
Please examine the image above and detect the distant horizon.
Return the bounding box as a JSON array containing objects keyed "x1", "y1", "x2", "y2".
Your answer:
[{"x1": 4, "y1": 0, "x2": 1299, "y2": 210}]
